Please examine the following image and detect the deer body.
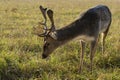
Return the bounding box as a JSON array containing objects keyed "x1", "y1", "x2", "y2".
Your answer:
[
  {"x1": 34, "y1": 5, "x2": 111, "y2": 72},
  {"x1": 55, "y1": 5, "x2": 111, "y2": 41}
]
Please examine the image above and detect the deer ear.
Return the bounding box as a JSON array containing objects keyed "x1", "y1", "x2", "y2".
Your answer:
[{"x1": 49, "y1": 31, "x2": 58, "y2": 40}]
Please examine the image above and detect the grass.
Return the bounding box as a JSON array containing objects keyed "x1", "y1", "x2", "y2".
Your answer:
[{"x1": 0, "y1": 0, "x2": 120, "y2": 80}]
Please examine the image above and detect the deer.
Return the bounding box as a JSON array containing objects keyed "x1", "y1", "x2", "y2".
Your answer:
[{"x1": 33, "y1": 5, "x2": 112, "y2": 72}]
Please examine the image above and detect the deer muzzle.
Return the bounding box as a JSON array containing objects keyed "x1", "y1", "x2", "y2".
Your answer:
[{"x1": 42, "y1": 53, "x2": 48, "y2": 59}]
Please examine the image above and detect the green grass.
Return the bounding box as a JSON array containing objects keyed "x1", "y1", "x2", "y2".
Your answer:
[{"x1": 0, "y1": 0, "x2": 120, "y2": 80}]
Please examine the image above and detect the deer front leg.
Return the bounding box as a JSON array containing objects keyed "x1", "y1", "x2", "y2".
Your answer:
[
  {"x1": 79, "y1": 40, "x2": 85, "y2": 73},
  {"x1": 90, "y1": 38, "x2": 98, "y2": 73}
]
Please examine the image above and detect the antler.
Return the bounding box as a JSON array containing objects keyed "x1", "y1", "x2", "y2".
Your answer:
[
  {"x1": 33, "y1": 6, "x2": 56, "y2": 38},
  {"x1": 38, "y1": 5, "x2": 48, "y2": 37},
  {"x1": 46, "y1": 9, "x2": 58, "y2": 40},
  {"x1": 33, "y1": 5, "x2": 49, "y2": 37},
  {"x1": 39, "y1": 5, "x2": 47, "y2": 25},
  {"x1": 47, "y1": 9, "x2": 56, "y2": 31}
]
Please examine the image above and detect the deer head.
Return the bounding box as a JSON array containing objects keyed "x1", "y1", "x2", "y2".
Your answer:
[{"x1": 33, "y1": 6, "x2": 60, "y2": 58}]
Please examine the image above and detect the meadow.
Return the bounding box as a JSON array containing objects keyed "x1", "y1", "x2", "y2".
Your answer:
[{"x1": 0, "y1": 0, "x2": 120, "y2": 80}]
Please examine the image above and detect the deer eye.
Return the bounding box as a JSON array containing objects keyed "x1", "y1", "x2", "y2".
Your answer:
[
  {"x1": 44, "y1": 43, "x2": 50, "y2": 48},
  {"x1": 46, "y1": 43, "x2": 50, "y2": 46},
  {"x1": 43, "y1": 43, "x2": 50, "y2": 51}
]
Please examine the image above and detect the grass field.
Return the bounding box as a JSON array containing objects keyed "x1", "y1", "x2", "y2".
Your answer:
[{"x1": 0, "y1": 0, "x2": 120, "y2": 80}]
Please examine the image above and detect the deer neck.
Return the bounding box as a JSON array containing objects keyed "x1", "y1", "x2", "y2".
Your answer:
[{"x1": 55, "y1": 19, "x2": 85, "y2": 42}]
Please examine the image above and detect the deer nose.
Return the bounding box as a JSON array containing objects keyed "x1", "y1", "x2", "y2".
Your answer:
[{"x1": 42, "y1": 54, "x2": 47, "y2": 59}]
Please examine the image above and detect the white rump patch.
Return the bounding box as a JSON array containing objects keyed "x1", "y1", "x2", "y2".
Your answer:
[{"x1": 74, "y1": 35, "x2": 95, "y2": 42}]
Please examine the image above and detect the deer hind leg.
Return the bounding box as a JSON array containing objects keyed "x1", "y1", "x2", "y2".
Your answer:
[
  {"x1": 102, "y1": 18, "x2": 112, "y2": 53},
  {"x1": 101, "y1": 27, "x2": 110, "y2": 54},
  {"x1": 101, "y1": 33, "x2": 106, "y2": 54},
  {"x1": 90, "y1": 38, "x2": 98, "y2": 72},
  {"x1": 79, "y1": 40, "x2": 85, "y2": 73}
]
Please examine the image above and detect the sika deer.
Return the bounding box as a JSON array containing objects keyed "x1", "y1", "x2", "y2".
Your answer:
[{"x1": 33, "y1": 5, "x2": 112, "y2": 72}]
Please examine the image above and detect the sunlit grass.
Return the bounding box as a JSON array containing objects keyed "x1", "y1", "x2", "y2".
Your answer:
[{"x1": 0, "y1": 0, "x2": 120, "y2": 79}]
